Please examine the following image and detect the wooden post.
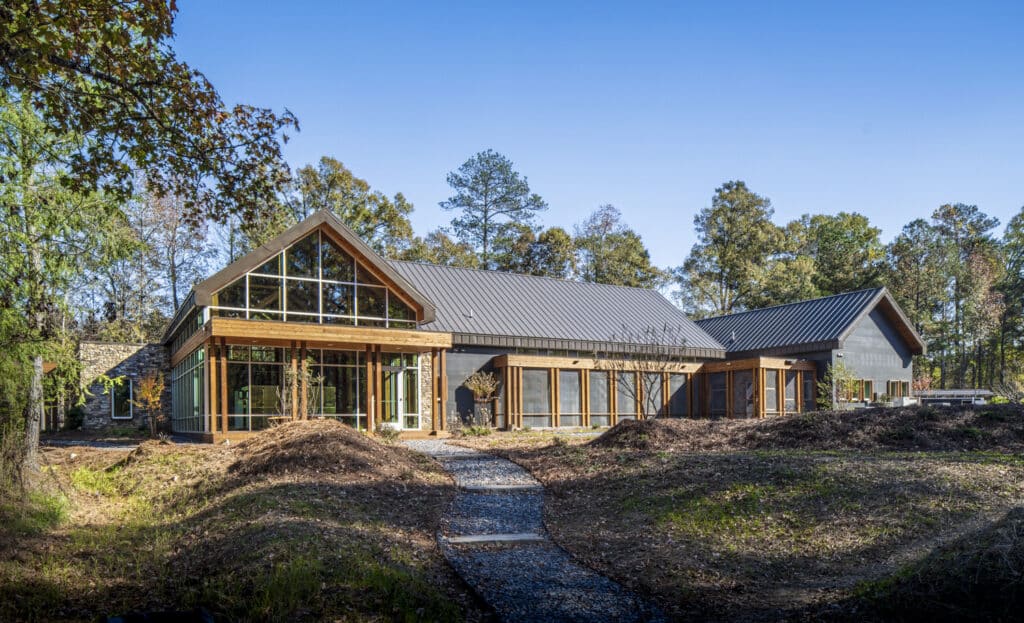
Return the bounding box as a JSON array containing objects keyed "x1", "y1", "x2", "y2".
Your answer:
[
  {"x1": 299, "y1": 342, "x2": 308, "y2": 419},
  {"x1": 551, "y1": 368, "x2": 559, "y2": 428},
  {"x1": 219, "y1": 338, "x2": 228, "y2": 434},
  {"x1": 374, "y1": 345, "x2": 383, "y2": 429},
  {"x1": 662, "y1": 372, "x2": 670, "y2": 417},
  {"x1": 440, "y1": 350, "x2": 448, "y2": 431},
  {"x1": 581, "y1": 369, "x2": 590, "y2": 427},
  {"x1": 365, "y1": 345, "x2": 374, "y2": 433},
  {"x1": 431, "y1": 349, "x2": 439, "y2": 433},
  {"x1": 290, "y1": 341, "x2": 298, "y2": 420},
  {"x1": 636, "y1": 372, "x2": 644, "y2": 420},
  {"x1": 208, "y1": 342, "x2": 218, "y2": 434},
  {"x1": 777, "y1": 369, "x2": 785, "y2": 416},
  {"x1": 516, "y1": 367, "x2": 524, "y2": 429},
  {"x1": 609, "y1": 371, "x2": 617, "y2": 426},
  {"x1": 503, "y1": 366, "x2": 512, "y2": 430}
]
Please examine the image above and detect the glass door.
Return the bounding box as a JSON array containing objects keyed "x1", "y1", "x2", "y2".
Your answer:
[{"x1": 381, "y1": 366, "x2": 402, "y2": 429}]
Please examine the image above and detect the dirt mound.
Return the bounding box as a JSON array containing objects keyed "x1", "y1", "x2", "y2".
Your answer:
[
  {"x1": 228, "y1": 419, "x2": 420, "y2": 480},
  {"x1": 592, "y1": 404, "x2": 1024, "y2": 453}
]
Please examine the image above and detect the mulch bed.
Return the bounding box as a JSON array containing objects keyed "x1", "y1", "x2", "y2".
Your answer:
[{"x1": 591, "y1": 404, "x2": 1024, "y2": 453}]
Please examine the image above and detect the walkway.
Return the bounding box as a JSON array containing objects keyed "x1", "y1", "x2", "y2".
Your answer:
[{"x1": 404, "y1": 440, "x2": 665, "y2": 623}]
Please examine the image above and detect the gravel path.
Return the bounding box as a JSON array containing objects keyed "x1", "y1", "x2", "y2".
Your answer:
[{"x1": 405, "y1": 439, "x2": 665, "y2": 623}]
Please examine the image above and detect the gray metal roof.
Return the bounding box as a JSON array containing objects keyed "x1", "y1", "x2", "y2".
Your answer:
[
  {"x1": 695, "y1": 287, "x2": 925, "y2": 357},
  {"x1": 387, "y1": 260, "x2": 725, "y2": 358}
]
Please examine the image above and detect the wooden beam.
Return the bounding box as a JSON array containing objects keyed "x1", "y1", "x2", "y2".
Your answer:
[
  {"x1": 662, "y1": 372, "x2": 670, "y2": 417},
  {"x1": 219, "y1": 338, "x2": 228, "y2": 434},
  {"x1": 503, "y1": 365, "x2": 512, "y2": 430},
  {"x1": 209, "y1": 317, "x2": 451, "y2": 350},
  {"x1": 492, "y1": 352, "x2": 703, "y2": 373},
  {"x1": 777, "y1": 369, "x2": 785, "y2": 416},
  {"x1": 517, "y1": 367, "x2": 524, "y2": 429}
]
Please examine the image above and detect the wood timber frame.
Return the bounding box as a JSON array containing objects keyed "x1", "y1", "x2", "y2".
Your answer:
[
  {"x1": 174, "y1": 317, "x2": 453, "y2": 442},
  {"x1": 493, "y1": 353, "x2": 819, "y2": 428}
]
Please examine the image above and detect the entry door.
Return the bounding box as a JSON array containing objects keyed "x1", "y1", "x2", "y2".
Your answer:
[{"x1": 380, "y1": 366, "x2": 404, "y2": 429}]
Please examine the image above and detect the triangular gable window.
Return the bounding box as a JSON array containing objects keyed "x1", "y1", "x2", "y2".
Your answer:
[{"x1": 209, "y1": 227, "x2": 418, "y2": 328}]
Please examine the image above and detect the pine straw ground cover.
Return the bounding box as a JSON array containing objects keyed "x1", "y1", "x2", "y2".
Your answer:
[
  {"x1": 0, "y1": 420, "x2": 488, "y2": 622},
  {"x1": 454, "y1": 405, "x2": 1024, "y2": 621}
]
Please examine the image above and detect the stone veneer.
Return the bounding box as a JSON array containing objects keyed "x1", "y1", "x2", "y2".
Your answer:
[
  {"x1": 418, "y1": 354, "x2": 435, "y2": 430},
  {"x1": 79, "y1": 341, "x2": 172, "y2": 431}
]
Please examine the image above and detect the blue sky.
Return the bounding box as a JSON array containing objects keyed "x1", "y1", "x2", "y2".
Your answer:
[{"x1": 174, "y1": 1, "x2": 1024, "y2": 268}]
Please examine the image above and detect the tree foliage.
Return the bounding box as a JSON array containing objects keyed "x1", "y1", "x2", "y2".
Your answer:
[
  {"x1": 676, "y1": 181, "x2": 782, "y2": 316},
  {"x1": 440, "y1": 150, "x2": 547, "y2": 269},
  {"x1": 574, "y1": 205, "x2": 664, "y2": 288},
  {"x1": 289, "y1": 157, "x2": 415, "y2": 256},
  {"x1": 0, "y1": 0, "x2": 298, "y2": 223}
]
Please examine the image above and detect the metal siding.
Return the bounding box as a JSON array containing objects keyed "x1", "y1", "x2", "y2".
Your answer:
[{"x1": 840, "y1": 308, "x2": 914, "y2": 389}]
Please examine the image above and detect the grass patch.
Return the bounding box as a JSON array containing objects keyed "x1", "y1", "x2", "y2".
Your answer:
[
  {"x1": 69, "y1": 466, "x2": 121, "y2": 496},
  {"x1": 0, "y1": 490, "x2": 68, "y2": 537}
]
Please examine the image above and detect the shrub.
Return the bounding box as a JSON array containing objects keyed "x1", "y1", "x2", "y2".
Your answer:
[{"x1": 375, "y1": 425, "x2": 400, "y2": 444}]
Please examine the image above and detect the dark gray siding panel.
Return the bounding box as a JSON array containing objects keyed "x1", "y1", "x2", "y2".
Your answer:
[
  {"x1": 841, "y1": 308, "x2": 913, "y2": 388},
  {"x1": 445, "y1": 348, "x2": 509, "y2": 426}
]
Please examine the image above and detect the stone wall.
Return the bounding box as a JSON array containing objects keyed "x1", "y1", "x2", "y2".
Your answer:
[
  {"x1": 79, "y1": 342, "x2": 172, "y2": 431},
  {"x1": 418, "y1": 354, "x2": 434, "y2": 430}
]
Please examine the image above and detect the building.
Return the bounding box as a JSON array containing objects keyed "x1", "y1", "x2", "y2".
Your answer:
[
  {"x1": 75, "y1": 211, "x2": 927, "y2": 439},
  {"x1": 695, "y1": 288, "x2": 927, "y2": 414}
]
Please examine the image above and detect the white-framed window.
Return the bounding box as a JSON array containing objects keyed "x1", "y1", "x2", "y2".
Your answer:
[{"x1": 112, "y1": 379, "x2": 133, "y2": 419}]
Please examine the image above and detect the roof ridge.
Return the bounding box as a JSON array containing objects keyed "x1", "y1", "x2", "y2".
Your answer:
[
  {"x1": 695, "y1": 287, "x2": 884, "y2": 323},
  {"x1": 386, "y1": 258, "x2": 665, "y2": 294}
]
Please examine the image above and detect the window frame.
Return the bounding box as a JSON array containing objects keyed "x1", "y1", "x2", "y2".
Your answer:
[{"x1": 111, "y1": 378, "x2": 133, "y2": 420}]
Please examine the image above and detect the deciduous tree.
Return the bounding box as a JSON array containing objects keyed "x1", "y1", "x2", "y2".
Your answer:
[{"x1": 575, "y1": 205, "x2": 664, "y2": 288}]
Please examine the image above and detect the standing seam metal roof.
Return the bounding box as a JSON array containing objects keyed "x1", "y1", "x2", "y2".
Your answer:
[
  {"x1": 694, "y1": 288, "x2": 888, "y2": 355},
  {"x1": 386, "y1": 260, "x2": 725, "y2": 357}
]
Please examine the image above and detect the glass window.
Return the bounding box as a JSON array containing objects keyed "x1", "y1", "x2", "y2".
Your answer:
[
  {"x1": 522, "y1": 369, "x2": 551, "y2": 427},
  {"x1": 227, "y1": 363, "x2": 249, "y2": 416},
  {"x1": 617, "y1": 372, "x2": 636, "y2": 418},
  {"x1": 112, "y1": 380, "x2": 132, "y2": 419},
  {"x1": 388, "y1": 296, "x2": 414, "y2": 322},
  {"x1": 286, "y1": 233, "x2": 319, "y2": 278},
  {"x1": 213, "y1": 278, "x2": 246, "y2": 308},
  {"x1": 356, "y1": 263, "x2": 382, "y2": 285},
  {"x1": 803, "y1": 373, "x2": 816, "y2": 411},
  {"x1": 357, "y1": 285, "x2": 387, "y2": 318},
  {"x1": 668, "y1": 374, "x2": 687, "y2": 417},
  {"x1": 250, "y1": 346, "x2": 282, "y2": 363},
  {"x1": 322, "y1": 282, "x2": 354, "y2": 316},
  {"x1": 785, "y1": 371, "x2": 798, "y2": 412},
  {"x1": 733, "y1": 370, "x2": 753, "y2": 418},
  {"x1": 249, "y1": 364, "x2": 282, "y2": 415},
  {"x1": 286, "y1": 278, "x2": 319, "y2": 315},
  {"x1": 254, "y1": 255, "x2": 282, "y2": 276},
  {"x1": 559, "y1": 370, "x2": 582, "y2": 427},
  {"x1": 709, "y1": 372, "x2": 726, "y2": 417},
  {"x1": 765, "y1": 370, "x2": 779, "y2": 415},
  {"x1": 228, "y1": 345, "x2": 250, "y2": 361},
  {"x1": 249, "y1": 276, "x2": 282, "y2": 311},
  {"x1": 863, "y1": 380, "x2": 874, "y2": 402},
  {"x1": 404, "y1": 365, "x2": 419, "y2": 429},
  {"x1": 321, "y1": 238, "x2": 355, "y2": 282},
  {"x1": 589, "y1": 371, "x2": 610, "y2": 426},
  {"x1": 644, "y1": 372, "x2": 663, "y2": 417}
]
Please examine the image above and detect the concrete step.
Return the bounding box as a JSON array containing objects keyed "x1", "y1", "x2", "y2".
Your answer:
[
  {"x1": 445, "y1": 532, "x2": 547, "y2": 544},
  {"x1": 460, "y1": 484, "x2": 543, "y2": 493}
]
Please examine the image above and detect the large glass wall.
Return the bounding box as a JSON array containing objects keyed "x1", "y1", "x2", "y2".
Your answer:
[
  {"x1": 785, "y1": 371, "x2": 798, "y2": 412},
  {"x1": 765, "y1": 370, "x2": 780, "y2": 415},
  {"x1": 209, "y1": 229, "x2": 417, "y2": 328},
  {"x1": 171, "y1": 347, "x2": 205, "y2": 433}
]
